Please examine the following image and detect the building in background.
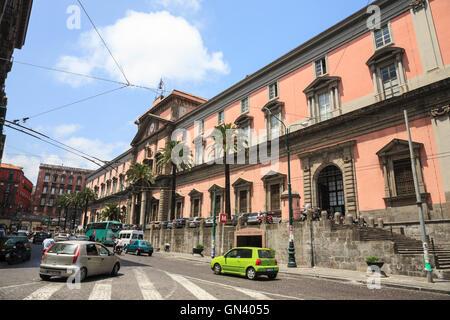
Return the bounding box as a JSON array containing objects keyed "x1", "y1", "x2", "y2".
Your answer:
[
  {"x1": 0, "y1": 0, "x2": 33, "y2": 162},
  {"x1": 32, "y1": 164, "x2": 92, "y2": 218},
  {"x1": 0, "y1": 163, "x2": 33, "y2": 217}
]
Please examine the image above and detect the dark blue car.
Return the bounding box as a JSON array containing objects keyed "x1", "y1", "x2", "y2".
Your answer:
[{"x1": 125, "y1": 240, "x2": 153, "y2": 256}]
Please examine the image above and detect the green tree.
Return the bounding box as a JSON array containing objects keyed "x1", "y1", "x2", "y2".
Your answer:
[
  {"x1": 208, "y1": 123, "x2": 246, "y2": 220},
  {"x1": 157, "y1": 140, "x2": 192, "y2": 220},
  {"x1": 100, "y1": 202, "x2": 124, "y2": 221},
  {"x1": 78, "y1": 187, "x2": 98, "y2": 228},
  {"x1": 125, "y1": 162, "x2": 155, "y2": 224}
]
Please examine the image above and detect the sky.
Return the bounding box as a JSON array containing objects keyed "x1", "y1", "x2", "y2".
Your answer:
[{"x1": 2, "y1": 0, "x2": 373, "y2": 185}]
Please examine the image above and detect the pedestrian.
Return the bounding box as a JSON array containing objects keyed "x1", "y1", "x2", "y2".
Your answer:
[
  {"x1": 42, "y1": 236, "x2": 55, "y2": 254},
  {"x1": 89, "y1": 229, "x2": 96, "y2": 242}
]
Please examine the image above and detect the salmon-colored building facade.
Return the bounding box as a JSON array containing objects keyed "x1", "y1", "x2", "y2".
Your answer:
[{"x1": 84, "y1": 0, "x2": 450, "y2": 228}]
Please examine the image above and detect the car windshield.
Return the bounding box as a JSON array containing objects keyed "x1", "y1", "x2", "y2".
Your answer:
[
  {"x1": 140, "y1": 241, "x2": 151, "y2": 246},
  {"x1": 6, "y1": 237, "x2": 27, "y2": 244},
  {"x1": 249, "y1": 213, "x2": 259, "y2": 217},
  {"x1": 258, "y1": 249, "x2": 275, "y2": 259},
  {"x1": 48, "y1": 243, "x2": 78, "y2": 255}
]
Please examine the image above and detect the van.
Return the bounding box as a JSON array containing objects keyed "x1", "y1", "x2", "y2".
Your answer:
[{"x1": 116, "y1": 230, "x2": 144, "y2": 248}]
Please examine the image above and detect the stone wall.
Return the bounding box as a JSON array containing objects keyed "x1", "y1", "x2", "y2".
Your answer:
[
  {"x1": 381, "y1": 220, "x2": 450, "y2": 244},
  {"x1": 145, "y1": 218, "x2": 438, "y2": 278}
]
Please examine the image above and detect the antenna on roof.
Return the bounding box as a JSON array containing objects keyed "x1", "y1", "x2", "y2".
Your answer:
[{"x1": 154, "y1": 77, "x2": 165, "y2": 102}]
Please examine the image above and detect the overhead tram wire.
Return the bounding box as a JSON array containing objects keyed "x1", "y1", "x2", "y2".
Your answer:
[
  {"x1": 77, "y1": 0, "x2": 130, "y2": 86},
  {"x1": 5, "y1": 120, "x2": 108, "y2": 164},
  {"x1": 3, "y1": 124, "x2": 104, "y2": 167}
]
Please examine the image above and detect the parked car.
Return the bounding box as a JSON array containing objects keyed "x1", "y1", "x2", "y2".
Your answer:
[
  {"x1": 211, "y1": 247, "x2": 278, "y2": 280},
  {"x1": 158, "y1": 221, "x2": 168, "y2": 229},
  {"x1": 264, "y1": 212, "x2": 282, "y2": 224},
  {"x1": 0, "y1": 236, "x2": 32, "y2": 261},
  {"x1": 189, "y1": 217, "x2": 203, "y2": 228},
  {"x1": 204, "y1": 216, "x2": 219, "y2": 227},
  {"x1": 40, "y1": 241, "x2": 121, "y2": 282},
  {"x1": 167, "y1": 221, "x2": 173, "y2": 229},
  {"x1": 231, "y1": 213, "x2": 249, "y2": 226},
  {"x1": 33, "y1": 232, "x2": 49, "y2": 244},
  {"x1": 246, "y1": 212, "x2": 264, "y2": 225},
  {"x1": 75, "y1": 235, "x2": 90, "y2": 241},
  {"x1": 125, "y1": 240, "x2": 153, "y2": 256},
  {"x1": 175, "y1": 218, "x2": 188, "y2": 228},
  {"x1": 116, "y1": 230, "x2": 144, "y2": 249},
  {"x1": 53, "y1": 233, "x2": 69, "y2": 242}
]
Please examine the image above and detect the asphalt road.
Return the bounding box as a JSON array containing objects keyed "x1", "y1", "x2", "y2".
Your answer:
[{"x1": 0, "y1": 243, "x2": 449, "y2": 301}]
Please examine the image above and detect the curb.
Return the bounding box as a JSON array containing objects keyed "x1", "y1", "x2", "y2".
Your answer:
[
  {"x1": 157, "y1": 252, "x2": 450, "y2": 295},
  {"x1": 277, "y1": 269, "x2": 450, "y2": 295}
]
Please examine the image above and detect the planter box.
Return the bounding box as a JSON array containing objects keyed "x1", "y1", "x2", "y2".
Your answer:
[{"x1": 192, "y1": 247, "x2": 204, "y2": 257}]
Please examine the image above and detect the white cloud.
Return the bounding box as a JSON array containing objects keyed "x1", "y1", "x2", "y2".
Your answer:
[
  {"x1": 53, "y1": 124, "x2": 82, "y2": 138},
  {"x1": 152, "y1": 0, "x2": 203, "y2": 12},
  {"x1": 56, "y1": 10, "x2": 229, "y2": 88}
]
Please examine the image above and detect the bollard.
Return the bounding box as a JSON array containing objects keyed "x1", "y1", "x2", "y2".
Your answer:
[{"x1": 321, "y1": 210, "x2": 328, "y2": 221}]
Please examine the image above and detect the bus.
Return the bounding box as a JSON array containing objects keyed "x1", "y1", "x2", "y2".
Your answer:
[{"x1": 85, "y1": 221, "x2": 122, "y2": 246}]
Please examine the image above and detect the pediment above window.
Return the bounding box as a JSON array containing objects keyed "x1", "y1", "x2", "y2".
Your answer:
[
  {"x1": 303, "y1": 76, "x2": 341, "y2": 95},
  {"x1": 208, "y1": 184, "x2": 225, "y2": 193},
  {"x1": 366, "y1": 46, "x2": 405, "y2": 67},
  {"x1": 234, "y1": 114, "x2": 254, "y2": 126},
  {"x1": 188, "y1": 189, "x2": 203, "y2": 198},
  {"x1": 232, "y1": 178, "x2": 253, "y2": 188},
  {"x1": 261, "y1": 99, "x2": 285, "y2": 112},
  {"x1": 261, "y1": 171, "x2": 286, "y2": 182},
  {"x1": 376, "y1": 139, "x2": 423, "y2": 158}
]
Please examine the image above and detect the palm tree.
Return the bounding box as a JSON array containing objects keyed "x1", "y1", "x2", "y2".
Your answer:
[
  {"x1": 54, "y1": 195, "x2": 66, "y2": 228},
  {"x1": 125, "y1": 162, "x2": 155, "y2": 224},
  {"x1": 208, "y1": 123, "x2": 246, "y2": 220},
  {"x1": 78, "y1": 188, "x2": 98, "y2": 229},
  {"x1": 60, "y1": 194, "x2": 72, "y2": 232},
  {"x1": 100, "y1": 202, "x2": 122, "y2": 221},
  {"x1": 157, "y1": 140, "x2": 192, "y2": 220},
  {"x1": 67, "y1": 192, "x2": 82, "y2": 232}
]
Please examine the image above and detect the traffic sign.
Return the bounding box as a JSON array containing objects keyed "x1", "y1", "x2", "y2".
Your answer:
[{"x1": 219, "y1": 213, "x2": 227, "y2": 223}]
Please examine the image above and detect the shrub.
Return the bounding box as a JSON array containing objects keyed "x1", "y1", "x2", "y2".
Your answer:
[
  {"x1": 366, "y1": 256, "x2": 380, "y2": 263},
  {"x1": 196, "y1": 244, "x2": 204, "y2": 249}
]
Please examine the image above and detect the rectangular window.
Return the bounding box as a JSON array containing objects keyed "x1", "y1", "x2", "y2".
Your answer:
[
  {"x1": 193, "y1": 199, "x2": 200, "y2": 216},
  {"x1": 194, "y1": 142, "x2": 203, "y2": 166},
  {"x1": 270, "y1": 184, "x2": 280, "y2": 211},
  {"x1": 51, "y1": 187, "x2": 55, "y2": 195},
  {"x1": 315, "y1": 58, "x2": 327, "y2": 77},
  {"x1": 44, "y1": 174, "x2": 50, "y2": 182},
  {"x1": 270, "y1": 112, "x2": 281, "y2": 140},
  {"x1": 380, "y1": 64, "x2": 400, "y2": 99},
  {"x1": 218, "y1": 111, "x2": 225, "y2": 125},
  {"x1": 239, "y1": 190, "x2": 248, "y2": 213},
  {"x1": 42, "y1": 186, "x2": 48, "y2": 194},
  {"x1": 318, "y1": 92, "x2": 331, "y2": 121},
  {"x1": 48, "y1": 199, "x2": 53, "y2": 207},
  {"x1": 375, "y1": 25, "x2": 392, "y2": 48},
  {"x1": 394, "y1": 158, "x2": 415, "y2": 196},
  {"x1": 215, "y1": 195, "x2": 222, "y2": 215},
  {"x1": 268, "y1": 82, "x2": 278, "y2": 100},
  {"x1": 241, "y1": 97, "x2": 249, "y2": 114},
  {"x1": 40, "y1": 198, "x2": 46, "y2": 206},
  {"x1": 59, "y1": 188, "x2": 63, "y2": 195}
]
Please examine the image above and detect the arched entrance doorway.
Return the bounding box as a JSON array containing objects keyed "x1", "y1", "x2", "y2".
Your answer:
[{"x1": 317, "y1": 165, "x2": 345, "y2": 216}]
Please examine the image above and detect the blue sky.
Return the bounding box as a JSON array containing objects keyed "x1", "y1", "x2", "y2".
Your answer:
[{"x1": 3, "y1": 0, "x2": 372, "y2": 184}]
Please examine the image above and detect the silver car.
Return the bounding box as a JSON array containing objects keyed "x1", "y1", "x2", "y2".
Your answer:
[
  {"x1": 53, "y1": 233, "x2": 69, "y2": 242},
  {"x1": 40, "y1": 241, "x2": 121, "y2": 282}
]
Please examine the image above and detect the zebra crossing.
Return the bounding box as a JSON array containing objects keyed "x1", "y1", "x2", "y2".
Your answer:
[{"x1": 0, "y1": 266, "x2": 286, "y2": 300}]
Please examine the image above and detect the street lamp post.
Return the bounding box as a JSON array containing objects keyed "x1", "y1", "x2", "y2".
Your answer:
[
  {"x1": 263, "y1": 107, "x2": 297, "y2": 268},
  {"x1": 211, "y1": 188, "x2": 217, "y2": 259}
]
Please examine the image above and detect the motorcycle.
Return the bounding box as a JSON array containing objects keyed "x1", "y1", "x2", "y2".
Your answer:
[
  {"x1": 114, "y1": 244, "x2": 123, "y2": 255},
  {"x1": 5, "y1": 243, "x2": 26, "y2": 265}
]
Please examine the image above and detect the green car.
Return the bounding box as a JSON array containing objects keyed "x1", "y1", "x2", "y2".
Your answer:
[
  {"x1": 125, "y1": 240, "x2": 153, "y2": 256},
  {"x1": 0, "y1": 236, "x2": 32, "y2": 261},
  {"x1": 211, "y1": 247, "x2": 279, "y2": 280}
]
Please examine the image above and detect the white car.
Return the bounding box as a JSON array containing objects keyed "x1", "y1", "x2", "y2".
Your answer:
[
  {"x1": 53, "y1": 233, "x2": 69, "y2": 242},
  {"x1": 40, "y1": 241, "x2": 121, "y2": 282}
]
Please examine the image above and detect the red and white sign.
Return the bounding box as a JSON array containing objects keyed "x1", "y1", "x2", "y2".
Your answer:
[{"x1": 219, "y1": 213, "x2": 228, "y2": 223}]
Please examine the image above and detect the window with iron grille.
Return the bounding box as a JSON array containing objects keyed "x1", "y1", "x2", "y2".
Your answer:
[
  {"x1": 380, "y1": 64, "x2": 400, "y2": 99},
  {"x1": 268, "y1": 82, "x2": 278, "y2": 100},
  {"x1": 393, "y1": 158, "x2": 415, "y2": 195},
  {"x1": 239, "y1": 190, "x2": 248, "y2": 213},
  {"x1": 241, "y1": 97, "x2": 249, "y2": 114}
]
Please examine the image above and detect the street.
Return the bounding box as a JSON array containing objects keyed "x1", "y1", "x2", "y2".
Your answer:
[{"x1": 0, "y1": 243, "x2": 449, "y2": 301}]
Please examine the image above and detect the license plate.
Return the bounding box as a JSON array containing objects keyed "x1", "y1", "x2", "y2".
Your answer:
[
  {"x1": 46, "y1": 270, "x2": 61, "y2": 276},
  {"x1": 266, "y1": 268, "x2": 274, "y2": 272}
]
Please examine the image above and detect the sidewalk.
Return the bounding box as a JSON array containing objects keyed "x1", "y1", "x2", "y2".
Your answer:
[{"x1": 156, "y1": 251, "x2": 450, "y2": 295}]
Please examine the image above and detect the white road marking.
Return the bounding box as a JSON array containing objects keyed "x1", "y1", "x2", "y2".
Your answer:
[
  {"x1": 234, "y1": 287, "x2": 272, "y2": 300},
  {"x1": 165, "y1": 272, "x2": 217, "y2": 300},
  {"x1": 134, "y1": 268, "x2": 163, "y2": 300},
  {"x1": 23, "y1": 283, "x2": 64, "y2": 300},
  {"x1": 88, "y1": 279, "x2": 112, "y2": 300}
]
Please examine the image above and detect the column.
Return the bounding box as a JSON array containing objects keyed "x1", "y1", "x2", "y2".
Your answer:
[
  {"x1": 140, "y1": 191, "x2": 147, "y2": 226},
  {"x1": 130, "y1": 194, "x2": 136, "y2": 225}
]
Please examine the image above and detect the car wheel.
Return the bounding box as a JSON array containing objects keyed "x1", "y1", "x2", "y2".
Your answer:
[
  {"x1": 111, "y1": 263, "x2": 120, "y2": 276},
  {"x1": 213, "y1": 263, "x2": 222, "y2": 275},
  {"x1": 148, "y1": 252, "x2": 152, "y2": 256},
  {"x1": 268, "y1": 273, "x2": 277, "y2": 280},
  {"x1": 136, "y1": 250, "x2": 141, "y2": 256},
  {"x1": 40, "y1": 274, "x2": 51, "y2": 281},
  {"x1": 246, "y1": 267, "x2": 257, "y2": 280}
]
